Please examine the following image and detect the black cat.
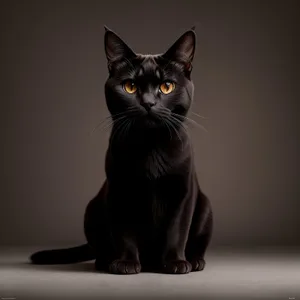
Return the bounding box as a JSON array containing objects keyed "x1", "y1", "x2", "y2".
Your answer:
[{"x1": 30, "y1": 26, "x2": 213, "y2": 275}]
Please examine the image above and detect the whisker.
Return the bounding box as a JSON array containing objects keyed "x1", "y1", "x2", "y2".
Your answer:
[
  {"x1": 167, "y1": 115, "x2": 189, "y2": 136},
  {"x1": 102, "y1": 115, "x2": 127, "y2": 131},
  {"x1": 158, "y1": 111, "x2": 186, "y2": 134},
  {"x1": 121, "y1": 119, "x2": 134, "y2": 141},
  {"x1": 115, "y1": 120, "x2": 129, "y2": 142},
  {"x1": 183, "y1": 85, "x2": 209, "y2": 122},
  {"x1": 90, "y1": 116, "x2": 112, "y2": 135},
  {"x1": 109, "y1": 109, "x2": 140, "y2": 143},
  {"x1": 110, "y1": 118, "x2": 129, "y2": 143},
  {"x1": 110, "y1": 107, "x2": 139, "y2": 121},
  {"x1": 164, "y1": 118, "x2": 183, "y2": 151},
  {"x1": 159, "y1": 106, "x2": 208, "y2": 133},
  {"x1": 191, "y1": 111, "x2": 209, "y2": 119},
  {"x1": 172, "y1": 112, "x2": 208, "y2": 133},
  {"x1": 157, "y1": 115, "x2": 172, "y2": 141},
  {"x1": 92, "y1": 114, "x2": 127, "y2": 134},
  {"x1": 90, "y1": 107, "x2": 138, "y2": 136}
]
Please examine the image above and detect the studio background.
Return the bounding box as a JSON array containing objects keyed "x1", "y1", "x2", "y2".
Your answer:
[{"x1": 0, "y1": 0, "x2": 299, "y2": 248}]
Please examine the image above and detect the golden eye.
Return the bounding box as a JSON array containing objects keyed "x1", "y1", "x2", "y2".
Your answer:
[
  {"x1": 123, "y1": 80, "x2": 137, "y2": 94},
  {"x1": 160, "y1": 81, "x2": 175, "y2": 94}
]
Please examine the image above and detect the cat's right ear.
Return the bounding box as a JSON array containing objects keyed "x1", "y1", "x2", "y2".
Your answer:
[{"x1": 104, "y1": 26, "x2": 136, "y2": 70}]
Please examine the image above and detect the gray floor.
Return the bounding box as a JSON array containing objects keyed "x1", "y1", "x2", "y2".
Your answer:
[{"x1": 1, "y1": 246, "x2": 299, "y2": 300}]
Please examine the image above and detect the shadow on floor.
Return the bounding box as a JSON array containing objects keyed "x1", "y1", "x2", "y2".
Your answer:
[{"x1": 14, "y1": 261, "x2": 101, "y2": 273}]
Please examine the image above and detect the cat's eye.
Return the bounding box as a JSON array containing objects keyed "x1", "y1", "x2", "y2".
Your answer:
[
  {"x1": 159, "y1": 81, "x2": 175, "y2": 95},
  {"x1": 123, "y1": 80, "x2": 137, "y2": 94}
]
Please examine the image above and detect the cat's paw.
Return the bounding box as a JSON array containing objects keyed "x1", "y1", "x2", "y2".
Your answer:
[
  {"x1": 109, "y1": 259, "x2": 141, "y2": 274},
  {"x1": 162, "y1": 260, "x2": 192, "y2": 274},
  {"x1": 190, "y1": 258, "x2": 206, "y2": 271}
]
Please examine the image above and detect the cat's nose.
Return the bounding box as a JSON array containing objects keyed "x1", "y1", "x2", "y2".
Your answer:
[
  {"x1": 141, "y1": 94, "x2": 156, "y2": 111},
  {"x1": 141, "y1": 101, "x2": 155, "y2": 111}
]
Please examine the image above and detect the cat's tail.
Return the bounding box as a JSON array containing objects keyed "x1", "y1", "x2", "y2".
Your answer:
[{"x1": 29, "y1": 243, "x2": 95, "y2": 265}]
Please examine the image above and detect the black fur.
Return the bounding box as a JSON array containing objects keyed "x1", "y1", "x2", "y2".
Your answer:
[{"x1": 30, "y1": 27, "x2": 213, "y2": 274}]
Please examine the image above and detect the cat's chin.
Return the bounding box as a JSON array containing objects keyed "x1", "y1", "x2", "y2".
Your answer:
[
  {"x1": 135, "y1": 107, "x2": 168, "y2": 130},
  {"x1": 136, "y1": 113, "x2": 160, "y2": 129},
  {"x1": 142, "y1": 117, "x2": 160, "y2": 128}
]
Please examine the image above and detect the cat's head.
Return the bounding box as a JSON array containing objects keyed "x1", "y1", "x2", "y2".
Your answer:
[{"x1": 104, "y1": 26, "x2": 196, "y2": 130}]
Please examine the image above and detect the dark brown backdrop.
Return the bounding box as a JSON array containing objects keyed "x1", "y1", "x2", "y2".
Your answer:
[{"x1": 0, "y1": 0, "x2": 299, "y2": 247}]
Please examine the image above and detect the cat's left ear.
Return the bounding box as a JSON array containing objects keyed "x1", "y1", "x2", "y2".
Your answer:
[{"x1": 162, "y1": 27, "x2": 196, "y2": 74}]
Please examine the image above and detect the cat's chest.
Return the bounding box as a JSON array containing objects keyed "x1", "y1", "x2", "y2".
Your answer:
[
  {"x1": 150, "y1": 192, "x2": 169, "y2": 227},
  {"x1": 141, "y1": 148, "x2": 173, "y2": 178},
  {"x1": 133, "y1": 177, "x2": 182, "y2": 223},
  {"x1": 129, "y1": 192, "x2": 168, "y2": 237}
]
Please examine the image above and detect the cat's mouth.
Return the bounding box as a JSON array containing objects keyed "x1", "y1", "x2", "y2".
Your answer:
[
  {"x1": 137, "y1": 109, "x2": 161, "y2": 127},
  {"x1": 144, "y1": 113, "x2": 159, "y2": 126},
  {"x1": 136, "y1": 106, "x2": 176, "y2": 129}
]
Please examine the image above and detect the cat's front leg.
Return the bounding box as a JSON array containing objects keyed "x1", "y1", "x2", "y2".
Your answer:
[
  {"x1": 160, "y1": 198, "x2": 195, "y2": 274},
  {"x1": 186, "y1": 192, "x2": 213, "y2": 272},
  {"x1": 108, "y1": 231, "x2": 141, "y2": 274},
  {"x1": 108, "y1": 193, "x2": 142, "y2": 275}
]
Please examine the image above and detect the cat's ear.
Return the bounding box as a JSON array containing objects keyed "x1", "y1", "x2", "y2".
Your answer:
[
  {"x1": 104, "y1": 26, "x2": 136, "y2": 65},
  {"x1": 162, "y1": 28, "x2": 196, "y2": 73}
]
